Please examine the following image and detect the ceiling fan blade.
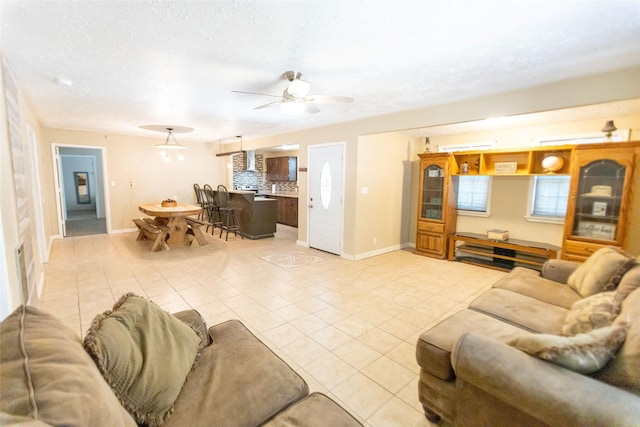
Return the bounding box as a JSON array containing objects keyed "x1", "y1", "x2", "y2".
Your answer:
[
  {"x1": 232, "y1": 90, "x2": 281, "y2": 99},
  {"x1": 254, "y1": 100, "x2": 282, "y2": 110},
  {"x1": 304, "y1": 95, "x2": 354, "y2": 104}
]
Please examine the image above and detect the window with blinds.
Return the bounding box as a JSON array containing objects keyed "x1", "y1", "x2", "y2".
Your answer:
[
  {"x1": 457, "y1": 176, "x2": 491, "y2": 212},
  {"x1": 439, "y1": 142, "x2": 494, "y2": 214},
  {"x1": 531, "y1": 175, "x2": 571, "y2": 217}
]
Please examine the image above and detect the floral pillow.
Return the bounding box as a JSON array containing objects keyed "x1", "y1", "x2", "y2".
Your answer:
[
  {"x1": 508, "y1": 323, "x2": 628, "y2": 374},
  {"x1": 562, "y1": 291, "x2": 621, "y2": 336}
]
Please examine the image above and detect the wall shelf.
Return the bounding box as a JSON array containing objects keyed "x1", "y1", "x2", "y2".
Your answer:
[{"x1": 450, "y1": 146, "x2": 573, "y2": 176}]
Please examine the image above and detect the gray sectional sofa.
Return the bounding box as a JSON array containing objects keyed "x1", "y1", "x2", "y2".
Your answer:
[
  {"x1": 416, "y1": 248, "x2": 640, "y2": 426},
  {"x1": 0, "y1": 294, "x2": 362, "y2": 427}
]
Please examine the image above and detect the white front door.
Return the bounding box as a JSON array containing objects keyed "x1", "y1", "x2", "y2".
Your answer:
[{"x1": 308, "y1": 143, "x2": 344, "y2": 255}]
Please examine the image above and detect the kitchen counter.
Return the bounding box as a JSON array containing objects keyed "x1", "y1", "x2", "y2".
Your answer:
[
  {"x1": 255, "y1": 191, "x2": 299, "y2": 199},
  {"x1": 254, "y1": 192, "x2": 299, "y2": 227},
  {"x1": 225, "y1": 191, "x2": 277, "y2": 239}
]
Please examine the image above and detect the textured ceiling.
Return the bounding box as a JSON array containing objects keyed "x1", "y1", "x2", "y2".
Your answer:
[{"x1": 2, "y1": 0, "x2": 640, "y2": 143}]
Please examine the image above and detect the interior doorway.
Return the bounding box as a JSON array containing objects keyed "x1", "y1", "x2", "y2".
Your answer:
[
  {"x1": 53, "y1": 145, "x2": 108, "y2": 237},
  {"x1": 308, "y1": 143, "x2": 344, "y2": 255}
]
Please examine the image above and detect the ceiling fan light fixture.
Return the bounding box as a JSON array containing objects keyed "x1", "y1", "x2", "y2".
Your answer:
[
  {"x1": 281, "y1": 100, "x2": 306, "y2": 115},
  {"x1": 287, "y1": 79, "x2": 311, "y2": 98}
]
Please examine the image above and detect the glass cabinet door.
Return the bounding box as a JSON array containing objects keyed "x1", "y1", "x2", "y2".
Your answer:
[
  {"x1": 572, "y1": 159, "x2": 625, "y2": 242},
  {"x1": 421, "y1": 164, "x2": 444, "y2": 221}
]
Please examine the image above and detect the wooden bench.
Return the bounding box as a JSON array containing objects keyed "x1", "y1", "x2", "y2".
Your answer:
[
  {"x1": 185, "y1": 216, "x2": 210, "y2": 246},
  {"x1": 132, "y1": 218, "x2": 170, "y2": 252}
]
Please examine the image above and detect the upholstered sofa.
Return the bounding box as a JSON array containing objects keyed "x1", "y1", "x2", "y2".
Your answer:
[
  {"x1": 0, "y1": 294, "x2": 362, "y2": 427},
  {"x1": 416, "y1": 247, "x2": 640, "y2": 426}
]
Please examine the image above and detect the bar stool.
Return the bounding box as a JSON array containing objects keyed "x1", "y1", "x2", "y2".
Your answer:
[{"x1": 216, "y1": 185, "x2": 242, "y2": 241}]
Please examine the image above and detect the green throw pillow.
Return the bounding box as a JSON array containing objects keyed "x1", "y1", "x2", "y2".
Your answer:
[
  {"x1": 562, "y1": 291, "x2": 621, "y2": 336},
  {"x1": 83, "y1": 293, "x2": 201, "y2": 427},
  {"x1": 567, "y1": 247, "x2": 635, "y2": 297},
  {"x1": 508, "y1": 323, "x2": 628, "y2": 374}
]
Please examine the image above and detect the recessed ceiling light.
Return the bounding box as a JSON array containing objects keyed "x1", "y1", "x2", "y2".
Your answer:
[{"x1": 54, "y1": 78, "x2": 73, "y2": 87}]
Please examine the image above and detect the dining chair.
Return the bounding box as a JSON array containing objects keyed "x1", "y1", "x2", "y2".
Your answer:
[
  {"x1": 202, "y1": 184, "x2": 220, "y2": 233},
  {"x1": 216, "y1": 185, "x2": 242, "y2": 241},
  {"x1": 193, "y1": 183, "x2": 205, "y2": 220}
]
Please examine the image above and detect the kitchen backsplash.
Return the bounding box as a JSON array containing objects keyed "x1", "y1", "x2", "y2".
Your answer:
[{"x1": 233, "y1": 153, "x2": 298, "y2": 192}]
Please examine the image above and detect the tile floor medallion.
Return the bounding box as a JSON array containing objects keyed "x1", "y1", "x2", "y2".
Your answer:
[{"x1": 261, "y1": 250, "x2": 325, "y2": 269}]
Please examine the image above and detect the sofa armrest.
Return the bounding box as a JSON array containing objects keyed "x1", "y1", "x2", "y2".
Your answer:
[
  {"x1": 451, "y1": 333, "x2": 640, "y2": 427},
  {"x1": 172, "y1": 309, "x2": 212, "y2": 347},
  {"x1": 540, "y1": 259, "x2": 581, "y2": 283}
]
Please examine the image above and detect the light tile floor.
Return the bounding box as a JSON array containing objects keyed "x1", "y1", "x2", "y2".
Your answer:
[{"x1": 40, "y1": 224, "x2": 506, "y2": 427}]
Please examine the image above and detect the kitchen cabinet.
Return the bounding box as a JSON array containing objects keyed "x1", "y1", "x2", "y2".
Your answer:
[
  {"x1": 415, "y1": 153, "x2": 457, "y2": 259},
  {"x1": 269, "y1": 195, "x2": 298, "y2": 227},
  {"x1": 562, "y1": 142, "x2": 639, "y2": 261},
  {"x1": 266, "y1": 156, "x2": 297, "y2": 181}
]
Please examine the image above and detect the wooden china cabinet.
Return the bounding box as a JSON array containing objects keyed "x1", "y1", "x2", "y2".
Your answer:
[
  {"x1": 562, "y1": 142, "x2": 639, "y2": 261},
  {"x1": 415, "y1": 153, "x2": 457, "y2": 259}
]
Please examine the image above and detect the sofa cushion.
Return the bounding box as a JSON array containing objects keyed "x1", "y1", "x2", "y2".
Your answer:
[
  {"x1": 83, "y1": 293, "x2": 201, "y2": 427},
  {"x1": 615, "y1": 263, "x2": 640, "y2": 301},
  {"x1": 0, "y1": 305, "x2": 136, "y2": 427},
  {"x1": 593, "y1": 286, "x2": 640, "y2": 393},
  {"x1": 263, "y1": 392, "x2": 363, "y2": 427},
  {"x1": 567, "y1": 247, "x2": 636, "y2": 297},
  {"x1": 416, "y1": 309, "x2": 526, "y2": 380},
  {"x1": 508, "y1": 323, "x2": 628, "y2": 374},
  {"x1": 562, "y1": 291, "x2": 620, "y2": 336},
  {"x1": 492, "y1": 267, "x2": 581, "y2": 309},
  {"x1": 469, "y1": 288, "x2": 568, "y2": 334},
  {"x1": 164, "y1": 319, "x2": 309, "y2": 427},
  {"x1": 0, "y1": 412, "x2": 53, "y2": 426}
]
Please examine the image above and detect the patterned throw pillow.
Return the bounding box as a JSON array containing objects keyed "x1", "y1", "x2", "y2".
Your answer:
[
  {"x1": 83, "y1": 293, "x2": 202, "y2": 427},
  {"x1": 508, "y1": 323, "x2": 628, "y2": 374},
  {"x1": 567, "y1": 247, "x2": 636, "y2": 297},
  {"x1": 562, "y1": 291, "x2": 621, "y2": 336}
]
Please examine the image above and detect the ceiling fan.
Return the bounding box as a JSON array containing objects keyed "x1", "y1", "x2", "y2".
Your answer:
[{"x1": 232, "y1": 71, "x2": 354, "y2": 115}]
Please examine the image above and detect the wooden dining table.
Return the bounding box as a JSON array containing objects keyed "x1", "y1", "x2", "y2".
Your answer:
[{"x1": 138, "y1": 202, "x2": 203, "y2": 247}]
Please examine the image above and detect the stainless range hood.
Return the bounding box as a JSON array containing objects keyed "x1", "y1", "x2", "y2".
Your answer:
[{"x1": 245, "y1": 150, "x2": 256, "y2": 170}]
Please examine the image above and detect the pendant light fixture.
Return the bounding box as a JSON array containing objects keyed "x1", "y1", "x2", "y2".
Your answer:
[
  {"x1": 601, "y1": 120, "x2": 617, "y2": 141},
  {"x1": 154, "y1": 127, "x2": 186, "y2": 162}
]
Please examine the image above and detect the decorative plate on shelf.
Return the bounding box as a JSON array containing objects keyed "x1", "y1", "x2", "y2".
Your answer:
[{"x1": 541, "y1": 155, "x2": 564, "y2": 173}]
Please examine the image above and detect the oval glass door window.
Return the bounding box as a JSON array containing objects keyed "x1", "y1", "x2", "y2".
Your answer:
[{"x1": 320, "y1": 161, "x2": 332, "y2": 209}]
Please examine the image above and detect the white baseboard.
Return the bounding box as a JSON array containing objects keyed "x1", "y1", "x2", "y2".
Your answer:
[
  {"x1": 111, "y1": 227, "x2": 137, "y2": 234},
  {"x1": 353, "y1": 243, "x2": 409, "y2": 261}
]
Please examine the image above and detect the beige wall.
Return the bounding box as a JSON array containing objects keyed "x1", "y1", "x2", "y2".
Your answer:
[
  {"x1": 40, "y1": 129, "x2": 228, "y2": 232},
  {"x1": 355, "y1": 132, "x2": 419, "y2": 257}
]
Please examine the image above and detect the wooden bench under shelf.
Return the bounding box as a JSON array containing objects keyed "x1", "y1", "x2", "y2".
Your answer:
[{"x1": 448, "y1": 232, "x2": 560, "y2": 272}]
